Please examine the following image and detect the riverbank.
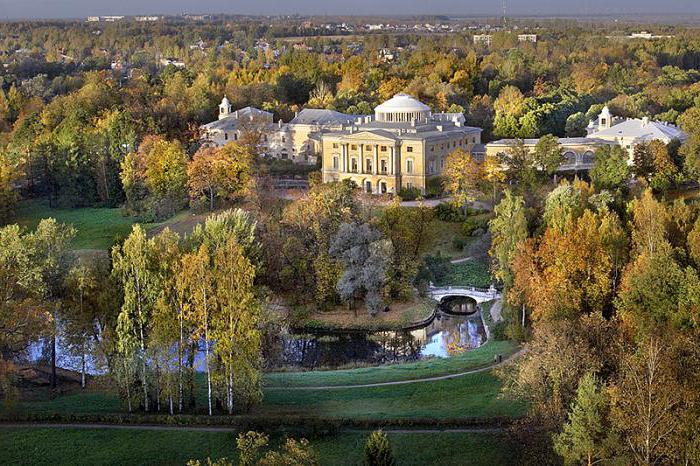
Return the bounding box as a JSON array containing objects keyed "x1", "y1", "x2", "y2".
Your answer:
[{"x1": 290, "y1": 296, "x2": 437, "y2": 332}]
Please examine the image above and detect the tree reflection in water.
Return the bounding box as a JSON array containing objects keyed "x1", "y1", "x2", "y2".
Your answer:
[{"x1": 279, "y1": 299, "x2": 486, "y2": 369}]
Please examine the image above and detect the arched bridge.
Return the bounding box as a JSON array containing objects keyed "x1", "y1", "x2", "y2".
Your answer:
[{"x1": 428, "y1": 284, "x2": 501, "y2": 304}]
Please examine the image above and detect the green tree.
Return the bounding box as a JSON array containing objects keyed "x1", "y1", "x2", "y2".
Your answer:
[
  {"x1": 112, "y1": 225, "x2": 158, "y2": 411},
  {"x1": 590, "y1": 145, "x2": 629, "y2": 192},
  {"x1": 364, "y1": 430, "x2": 396, "y2": 466},
  {"x1": 489, "y1": 190, "x2": 528, "y2": 292},
  {"x1": 533, "y1": 134, "x2": 564, "y2": 177},
  {"x1": 554, "y1": 373, "x2": 614, "y2": 466}
]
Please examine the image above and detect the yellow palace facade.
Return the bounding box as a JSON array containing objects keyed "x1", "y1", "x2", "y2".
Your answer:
[{"x1": 321, "y1": 94, "x2": 482, "y2": 194}]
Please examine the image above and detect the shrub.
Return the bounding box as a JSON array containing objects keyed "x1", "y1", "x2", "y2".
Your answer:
[
  {"x1": 452, "y1": 237, "x2": 466, "y2": 251},
  {"x1": 397, "y1": 187, "x2": 422, "y2": 201},
  {"x1": 425, "y1": 176, "x2": 444, "y2": 198},
  {"x1": 462, "y1": 215, "x2": 490, "y2": 236},
  {"x1": 433, "y1": 202, "x2": 463, "y2": 222},
  {"x1": 364, "y1": 430, "x2": 396, "y2": 466}
]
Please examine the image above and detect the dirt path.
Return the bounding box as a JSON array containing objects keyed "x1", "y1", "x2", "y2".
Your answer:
[
  {"x1": 490, "y1": 299, "x2": 504, "y2": 323},
  {"x1": 264, "y1": 348, "x2": 524, "y2": 391},
  {"x1": 0, "y1": 422, "x2": 505, "y2": 433}
]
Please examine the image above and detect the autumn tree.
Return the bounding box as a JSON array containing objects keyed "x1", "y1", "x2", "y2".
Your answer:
[
  {"x1": 482, "y1": 153, "x2": 506, "y2": 207},
  {"x1": 330, "y1": 222, "x2": 392, "y2": 316},
  {"x1": 611, "y1": 338, "x2": 686, "y2": 465},
  {"x1": 442, "y1": 148, "x2": 483, "y2": 217},
  {"x1": 212, "y1": 236, "x2": 261, "y2": 414},
  {"x1": 121, "y1": 136, "x2": 188, "y2": 219},
  {"x1": 377, "y1": 199, "x2": 433, "y2": 299},
  {"x1": 0, "y1": 152, "x2": 21, "y2": 225},
  {"x1": 179, "y1": 244, "x2": 216, "y2": 415},
  {"x1": 112, "y1": 225, "x2": 159, "y2": 411},
  {"x1": 188, "y1": 144, "x2": 253, "y2": 211}
]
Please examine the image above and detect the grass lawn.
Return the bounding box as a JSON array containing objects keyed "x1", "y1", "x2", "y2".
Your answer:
[
  {"x1": 15, "y1": 199, "x2": 137, "y2": 250},
  {"x1": 435, "y1": 260, "x2": 493, "y2": 288},
  {"x1": 0, "y1": 427, "x2": 514, "y2": 465},
  {"x1": 426, "y1": 219, "x2": 466, "y2": 259},
  {"x1": 14, "y1": 199, "x2": 208, "y2": 251},
  {"x1": 8, "y1": 367, "x2": 524, "y2": 421},
  {"x1": 265, "y1": 339, "x2": 519, "y2": 387},
  {"x1": 258, "y1": 371, "x2": 525, "y2": 420}
]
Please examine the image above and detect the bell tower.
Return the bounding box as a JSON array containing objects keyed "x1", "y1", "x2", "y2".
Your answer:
[{"x1": 218, "y1": 95, "x2": 232, "y2": 120}]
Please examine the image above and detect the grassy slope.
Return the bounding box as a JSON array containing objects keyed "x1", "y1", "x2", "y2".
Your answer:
[
  {"x1": 435, "y1": 260, "x2": 492, "y2": 288},
  {"x1": 12, "y1": 369, "x2": 524, "y2": 421},
  {"x1": 14, "y1": 200, "x2": 202, "y2": 250},
  {"x1": 0, "y1": 428, "x2": 513, "y2": 466},
  {"x1": 15, "y1": 200, "x2": 137, "y2": 250},
  {"x1": 259, "y1": 372, "x2": 525, "y2": 420}
]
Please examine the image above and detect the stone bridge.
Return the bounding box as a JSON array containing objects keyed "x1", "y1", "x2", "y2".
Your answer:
[{"x1": 428, "y1": 284, "x2": 501, "y2": 304}]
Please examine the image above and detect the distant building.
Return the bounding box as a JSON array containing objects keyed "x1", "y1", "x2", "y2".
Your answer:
[
  {"x1": 135, "y1": 16, "x2": 161, "y2": 22},
  {"x1": 518, "y1": 34, "x2": 538, "y2": 43},
  {"x1": 159, "y1": 58, "x2": 185, "y2": 68},
  {"x1": 473, "y1": 34, "x2": 492, "y2": 46},
  {"x1": 86, "y1": 15, "x2": 124, "y2": 22}
]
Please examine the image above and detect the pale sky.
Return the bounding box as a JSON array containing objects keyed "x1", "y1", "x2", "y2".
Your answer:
[{"x1": 0, "y1": 0, "x2": 698, "y2": 20}]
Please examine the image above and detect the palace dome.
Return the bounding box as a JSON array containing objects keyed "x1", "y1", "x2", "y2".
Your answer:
[{"x1": 374, "y1": 93, "x2": 431, "y2": 123}]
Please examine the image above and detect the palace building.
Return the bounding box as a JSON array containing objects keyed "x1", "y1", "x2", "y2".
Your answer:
[
  {"x1": 485, "y1": 106, "x2": 687, "y2": 172},
  {"x1": 320, "y1": 94, "x2": 482, "y2": 194},
  {"x1": 201, "y1": 96, "x2": 355, "y2": 165}
]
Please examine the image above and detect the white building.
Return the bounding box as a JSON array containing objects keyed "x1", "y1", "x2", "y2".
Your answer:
[
  {"x1": 518, "y1": 34, "x2": 538, "y2": 43},
  {"x1": 586, "y1": 106, "x2": 687, "y2": 160},
  {"x1": 473, "y1": 34, "x2": 492, "y2": 46},
  {"x1": 200, "y1": 97, "x2": 358, "y2": 164}
]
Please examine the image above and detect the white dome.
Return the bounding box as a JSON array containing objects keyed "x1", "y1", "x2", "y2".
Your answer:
[
  {"x1": 375, "y1": 93, "x2": 430, "y2": 113},
  {"x1": 374, "y1": 93, "x2": 431, "y2": 123}
]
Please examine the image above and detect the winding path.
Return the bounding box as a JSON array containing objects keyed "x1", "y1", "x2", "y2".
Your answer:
[{"x1": 264, "y1": 348, "x2": 524, "y2": 391}]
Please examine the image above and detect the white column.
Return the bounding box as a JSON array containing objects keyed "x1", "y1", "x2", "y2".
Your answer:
[
  {"x1": 342, "y1": 144, "x2": 348, "y2": 172},
  {"x1": 359, "y1": 145, "x2": 364, "y2": 174},
  {"x1": 390, "y1": 146, "x2": 395, "y2": 175},
  {"x1": 374, "y1": 145, "x2": 379, "y2": 175}
]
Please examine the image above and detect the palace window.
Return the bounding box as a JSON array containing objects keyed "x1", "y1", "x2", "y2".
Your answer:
[
  {"x1": 224, "y1": 132, "x2": 228, "y2": 140},
  {"x1": 234, "y1": 133, "x2": 238, "y2": 141},
  {"x1": 406, "y1": 160, "x2": 413, "y2": 174},
  {"x1": 351, "y1": 158, "x2": 358, "y2": 173},
  {"x1": 351, "y1": 144, "x2": 357, "y2": 150},
  {"x1": 406, "y1": 146, "x2": 413, "y2": 153},
  {"x1": 366, "y1": 159, "x2": 372, "y2": 172},
  {"x1": 381, "y1": 146, "x2": 387, "y2": 152},
  {"x1": 333, "y1": 156, "x2": 339, "y2": 169},
  {"x1": 281, "y1": 136, "x2": 286, "y2": 143},
  {"x1": 333, "y1": 143, "x2": 339, "y2": 149},
  {"x1": 380, "y1": 159, "x2": 387, "y2": 173},
  {"x1": 366, "y1": 145, "x2": 372, "y2": 151}
]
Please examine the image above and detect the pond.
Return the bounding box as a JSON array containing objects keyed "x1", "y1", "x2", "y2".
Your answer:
[{"x1": 277, "y1": 297, "x2": 487, "y2": 369}]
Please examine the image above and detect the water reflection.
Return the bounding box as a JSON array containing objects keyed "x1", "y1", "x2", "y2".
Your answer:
[{"x1": 279, "y1": 298, "x2": 486, "y2": 369}]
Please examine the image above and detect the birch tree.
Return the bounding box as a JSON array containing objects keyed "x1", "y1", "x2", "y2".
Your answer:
[
  {"x1": 180, "y1": 245, "x2": 216, "y2": 415},
  {"x1": 112, "y1": 225, "x2": 158, "y2": 411}
]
